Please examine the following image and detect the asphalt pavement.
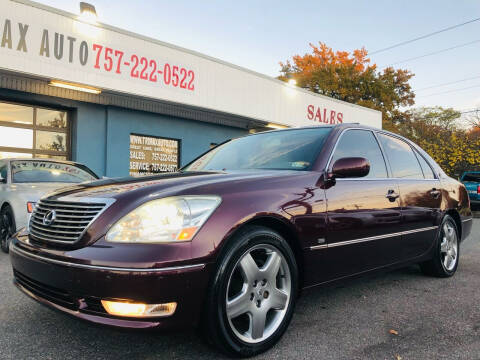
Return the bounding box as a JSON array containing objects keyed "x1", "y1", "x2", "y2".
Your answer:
[{"x1": 1, "y1": 220, "x2": 479, "y2": 360}]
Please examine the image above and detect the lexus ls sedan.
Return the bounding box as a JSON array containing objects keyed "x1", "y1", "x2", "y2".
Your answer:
[{"x1": 9, "y1": 124, "x2": 472, "y2": 356}]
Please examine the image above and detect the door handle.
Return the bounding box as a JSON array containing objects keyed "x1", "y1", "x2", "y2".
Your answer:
[
  {"x1": 430, "y1": 188, "x2": 441, "y2": 199},
  {"x1": 386, "y1": 189, "x2": 400, "y2": 202}
]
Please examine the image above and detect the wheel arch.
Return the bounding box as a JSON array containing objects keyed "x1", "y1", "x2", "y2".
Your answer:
[
  {"x1": 445, "y1": 209, "x2": 462, "y2": 240},
  {"x1": 1, "y1": 201, "x2": 13, "y2": 213},
  {"x1": 217, "y1": 215, "x2": 305, "y2": 289},
  {"x1": 0, "y1": 201, "x2": 17, "y2": 228}
]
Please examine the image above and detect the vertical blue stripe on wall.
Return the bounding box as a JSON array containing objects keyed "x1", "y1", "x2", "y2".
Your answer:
[{"x1": 74, "y1": 103, "x2": 108, "y2": 177}]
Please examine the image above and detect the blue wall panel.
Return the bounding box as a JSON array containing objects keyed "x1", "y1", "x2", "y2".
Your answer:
[
  {"x1": 73, "y1": 104, "x2": 107, "y2": 176},
  {"x1": 102, "y1": 107, "x2": 246, "y2": 177}
]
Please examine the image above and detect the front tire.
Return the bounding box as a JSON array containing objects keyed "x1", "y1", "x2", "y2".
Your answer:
[
  {"x1": 205, "y1": 226, "x2": 298, "y2": 357},
  {"x1": 0, "y1": 205, "x2": 16, "y2": 253},
  {"x1": 420, "y1": 215, "x2": 459, "y2": 277}
]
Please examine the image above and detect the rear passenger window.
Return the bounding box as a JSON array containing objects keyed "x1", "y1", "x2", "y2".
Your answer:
[
  {"x1": 331, "y1": 130, "x2": 387, "y2": 178},
  {"x1": 378, "y1": 134, "x2": 423, "y2": 179},
  {"x1": 415, "y1": 151, "x2": 436, "y2": 179}
]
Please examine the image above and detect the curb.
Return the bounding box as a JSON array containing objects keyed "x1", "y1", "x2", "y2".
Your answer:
[{"x1": 473, "y1": 212, "x2": 480, "y2": 219}]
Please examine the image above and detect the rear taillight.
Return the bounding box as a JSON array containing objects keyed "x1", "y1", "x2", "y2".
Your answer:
[{"x1": 477, "y1": 185, "x2": 480, "y2": 194}]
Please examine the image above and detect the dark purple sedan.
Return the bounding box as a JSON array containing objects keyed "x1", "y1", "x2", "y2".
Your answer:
[{"x1": 9, "y1": 124, "x2": 473, "y2": 356}]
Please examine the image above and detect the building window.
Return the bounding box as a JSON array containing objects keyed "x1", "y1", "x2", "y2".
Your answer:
[{"x1": 0, "y1": 101, "x2": 69, "y2": 160}]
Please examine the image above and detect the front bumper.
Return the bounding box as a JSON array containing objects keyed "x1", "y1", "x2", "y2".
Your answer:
[{"x1": 9, "y1": 239, "x2": 213, "y2": 330}]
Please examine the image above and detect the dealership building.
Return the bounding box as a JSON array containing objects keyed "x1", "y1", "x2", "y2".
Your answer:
[{"x1": 0, "y1": 0, "x2": 382, "y2": 177}]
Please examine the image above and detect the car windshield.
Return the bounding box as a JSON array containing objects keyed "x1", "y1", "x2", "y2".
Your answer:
[
  {"x1": 463, "y1": 173, "x2": 480, "y2": 182},
  {"x1": 11, "y1": 160, "x2": 97, "y2": 183},
  {"x1": 183, "y1": 127, "x2": 332, "y2": 172}
]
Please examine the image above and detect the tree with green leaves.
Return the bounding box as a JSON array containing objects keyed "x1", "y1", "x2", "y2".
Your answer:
[{"x1": 398, "y1": 107, "x2": 480, "y2": 177}]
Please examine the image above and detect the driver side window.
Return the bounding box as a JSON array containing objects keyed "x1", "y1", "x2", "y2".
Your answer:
[{"x1": 331, "y1": 129, "x2": 388, "y2": 178}]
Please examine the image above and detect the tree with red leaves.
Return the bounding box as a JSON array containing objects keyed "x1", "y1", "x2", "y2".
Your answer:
[{"x1": 279, "y1": 42, "x2": 415, "y2": 131}]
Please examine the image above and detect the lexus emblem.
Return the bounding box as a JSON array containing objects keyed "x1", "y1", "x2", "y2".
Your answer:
[{"x1": 43, "y1": 210, "x2": 57, "y2": 226}]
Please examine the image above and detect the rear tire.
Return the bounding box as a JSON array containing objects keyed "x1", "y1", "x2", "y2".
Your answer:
[
  {"x1": 420, "y1": 215, "x2": 459, "y2": 278},
  {"x1": 0, "y1": 205, "x2": 15, "y2": 253},
  {"x1": 204, "y1": 226, "x2": 298, "y2": 357}
]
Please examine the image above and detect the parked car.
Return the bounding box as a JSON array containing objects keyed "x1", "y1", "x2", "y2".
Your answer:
[
  {"x1": 9, "y1": 124, "x2": 472, "y2": 357},
  {"x1": 461, "y1": 171, "x2": 480, "y2": 210},
  {"x1": 0, "y1": 159, "x2": 99, "y2": 253}
]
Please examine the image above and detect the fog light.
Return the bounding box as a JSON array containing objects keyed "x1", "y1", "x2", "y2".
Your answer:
[{"x1": 101, "y1": 300, "x2": 176, "y2": 317}]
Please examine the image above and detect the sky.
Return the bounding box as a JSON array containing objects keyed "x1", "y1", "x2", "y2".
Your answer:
[{"x1": 36, "y1": 0, "x2": 480, "y2": 116}]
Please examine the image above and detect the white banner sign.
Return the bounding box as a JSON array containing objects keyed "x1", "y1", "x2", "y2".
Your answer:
[{"x1": 0, "y1": 0, "x2": 382, "y2": 128}]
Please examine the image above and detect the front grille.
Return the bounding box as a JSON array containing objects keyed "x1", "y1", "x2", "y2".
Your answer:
[{"x1": 29, "y1": 199, "x2": 106, "y2": 244}]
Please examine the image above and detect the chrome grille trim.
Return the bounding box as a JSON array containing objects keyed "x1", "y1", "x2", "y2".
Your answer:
[
  {"x1": 33, "y1": 218, "x2": 91, "y2": 224},
  {"x1": 35, "y1": 206, "x2": 102, "y2": 214},
  {"x1": 29, "y1": 196, "x2": 115, "y2": 245},
  {"x1": 39, "y1": 200, "x2": 105, "y2": 209},
  {"x1": 30, "y1": 219, "x2": 86, "y2": 229},
  {"x1": 33, "y1": 211, "x2": 97, "y2": 219},
  {"x1": 30, "y1": 226, "x2": 83, "y2": 235}
]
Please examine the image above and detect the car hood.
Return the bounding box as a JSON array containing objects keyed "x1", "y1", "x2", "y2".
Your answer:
[{"x1": 45, "y1": 170, "x2": 304, "y2": 200}]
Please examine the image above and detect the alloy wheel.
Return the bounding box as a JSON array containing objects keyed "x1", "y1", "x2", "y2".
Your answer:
[
  {"x1": 440, "y1": 221, "x2": 458, "y2": 271},
  {"x1": 225, "y1": 244, "x2": 291, "y2": 344}
]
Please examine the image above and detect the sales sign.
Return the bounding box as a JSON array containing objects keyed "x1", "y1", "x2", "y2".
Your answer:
[{"x1": 129, "y1": 134, "x2": 180, "y2": 177}]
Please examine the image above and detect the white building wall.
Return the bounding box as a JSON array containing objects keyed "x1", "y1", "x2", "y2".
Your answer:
[{"x1": 0, "y1": 0, "x2": 382, "y2": 128}]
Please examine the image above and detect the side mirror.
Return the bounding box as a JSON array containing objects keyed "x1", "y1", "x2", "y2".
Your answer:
[{"x1": 330, "y1": 157, "x2": 370, "y2": 179}]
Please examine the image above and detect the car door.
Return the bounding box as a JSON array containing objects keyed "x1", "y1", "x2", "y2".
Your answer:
[
  {"x1": 317, "y1": 129, "x2": 403, "y2": 283},
  {"x1": 377, "y1": 133, "x2": 442, "y2": 260}
]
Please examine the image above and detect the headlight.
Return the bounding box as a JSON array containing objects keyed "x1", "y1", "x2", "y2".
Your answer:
[{"x1": 105, "y1": 196, "x2": 221, "y2": 243}]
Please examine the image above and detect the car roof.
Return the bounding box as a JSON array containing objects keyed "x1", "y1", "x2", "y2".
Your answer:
[
  {"x1": 251, "y1": 123, "x2": 431, "y2": 154},
  {"x1": 251, "y1": 123, "x2": 389, "y2": 136}
]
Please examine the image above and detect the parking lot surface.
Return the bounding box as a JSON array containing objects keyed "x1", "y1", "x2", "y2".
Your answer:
[{"x1": 1, "y1": 220, "x2": 479, "y2": 360}]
